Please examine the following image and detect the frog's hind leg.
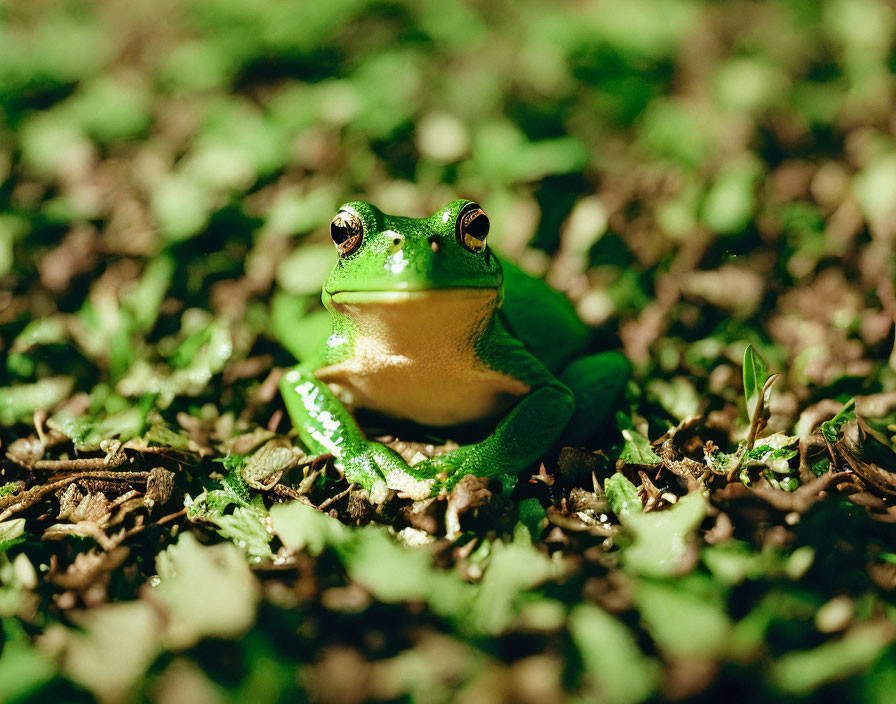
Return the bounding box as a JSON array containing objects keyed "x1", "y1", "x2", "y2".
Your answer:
[{"x1": 558, "y1": 351, "x2": 631, "y2": 446}]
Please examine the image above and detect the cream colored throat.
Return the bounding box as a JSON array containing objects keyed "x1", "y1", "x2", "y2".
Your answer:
[{"x1": 317, "y1": 288, "x2": 529, "y2": 426}]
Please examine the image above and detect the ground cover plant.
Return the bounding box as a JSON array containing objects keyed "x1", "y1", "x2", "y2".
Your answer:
[{"x1": 2, "y1": 0, "x2": 896, "y2": 701}]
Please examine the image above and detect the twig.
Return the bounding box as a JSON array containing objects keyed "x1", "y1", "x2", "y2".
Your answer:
[
  {"x1": 156, "y1": 508, "x2": 187, "y2": 526},
  {"x1": 318, "y1": 483, "x2": 356, "y2": 510},
  {"x1": 0, "y1": 471, "x2": 149, "y2": 521},
  {"x1": 109, "y1": 489, "x2": 142, "y2": 509},
  {"x1": 33, "y1": 455, "x2": 128, "y2": 472},
  {"x1": 124, "y1": 508, "x2": 187, "y2": 539}
]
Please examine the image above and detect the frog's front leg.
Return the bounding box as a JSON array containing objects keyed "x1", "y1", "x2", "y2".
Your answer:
[
  {"x1": 413, "y1": 381, "x2": 574, "y2": 494},
  {"x1": 279, "y1": 366, "x2": 434, "y2": 501}
]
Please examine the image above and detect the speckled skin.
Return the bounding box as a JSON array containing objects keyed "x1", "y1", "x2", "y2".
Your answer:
[{"x1": 278, "y1": 200, "x2": 628, "y2": 501}]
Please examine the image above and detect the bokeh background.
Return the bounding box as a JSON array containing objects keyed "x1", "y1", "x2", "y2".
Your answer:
[{"x1": 3, "y1": 0, "x2": 896, "y2": 702}]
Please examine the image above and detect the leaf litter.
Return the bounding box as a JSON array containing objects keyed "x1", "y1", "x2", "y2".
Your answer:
[{"x1": 3, "y1": 1, "x2": 896, "y2": 702}]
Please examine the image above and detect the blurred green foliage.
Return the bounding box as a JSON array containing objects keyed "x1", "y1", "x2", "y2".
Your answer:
[{"x1": 2, "y1": 0, "x2": 896, "y2": 702}]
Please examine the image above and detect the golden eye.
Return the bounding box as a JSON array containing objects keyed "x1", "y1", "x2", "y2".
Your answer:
[
  {"x1": 456, "y1": 203, "x2": 489, "y2": 253},
  {"x1": 330, "y1": 207, "x2": 363, "y2": 256}
]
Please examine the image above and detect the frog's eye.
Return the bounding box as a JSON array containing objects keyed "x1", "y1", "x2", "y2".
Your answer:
[
  {"x1": 330, "y1": 208, "x2": 363, "y2": 256},
  {"x1": 456, "y1": 203, "x2": 489, "y2": 253}
]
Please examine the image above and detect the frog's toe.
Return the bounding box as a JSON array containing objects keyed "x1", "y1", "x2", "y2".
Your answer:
[
  {"x1": 367, "y1": 479, "x2": 391, "y2": 504},
  {"x1": 386, "y1": 470, "x2": 435, "y2": 500},
  {"x1": 414, "y1": 451, "x2": 517, "y2": 495}
]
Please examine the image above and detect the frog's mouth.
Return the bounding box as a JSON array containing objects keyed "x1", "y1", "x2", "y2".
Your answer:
[
  {"x1": 328, "y1": 288, "x2": 501, "y2": 349},
  {"x1": 329, "y1": 287, "x2": 499, "y2": 305}
]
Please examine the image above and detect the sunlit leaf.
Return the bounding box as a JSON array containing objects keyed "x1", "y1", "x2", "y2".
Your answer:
[{"x1": 742, "y1": 344, "x2": 769, "y2": 422}]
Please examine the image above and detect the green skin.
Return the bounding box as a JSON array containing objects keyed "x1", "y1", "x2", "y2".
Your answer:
[{"x1": 278, "y1": 199, "x2": 629, "y2": 501}]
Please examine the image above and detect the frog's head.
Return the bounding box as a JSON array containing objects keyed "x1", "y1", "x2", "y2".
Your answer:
[{"x1": 322, "y1": 199, "x2": 502, "y2": 309}]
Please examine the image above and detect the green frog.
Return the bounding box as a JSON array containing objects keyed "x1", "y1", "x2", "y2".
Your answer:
[{"x1": 276, "y1": 200, "x2": 629, "y2": 502}]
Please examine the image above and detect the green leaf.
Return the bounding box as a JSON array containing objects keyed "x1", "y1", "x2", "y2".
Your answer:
[
  {"x1": 467, "y1": 534, "x2": 558, "y2": 635},
  {"x1": 742, "y1": 433, "x2": 799, "y2": 478},
  {"x1": 769, "y1": 623, "x2": 893, "y2": 695},
  {"x1": 821, "y1": 398, "x2": 856, "y2": 443},
  {"x1": 0, "y1": 377, "x2": 75, "y2": 426},
  {"x1": 241, "y1": 440, "x2": 301, "y2": 488},
  {"x1": 811, "y1": 458, "x2": 831, "y2": 477},
  {"x1": 701, "y1": 161, "x2": 759, "y2": 235},
  {"x1": 221, "y1": 469, "x2": 252, "y2": 508},
  {"x1": 61, "y1": 602, "x2": 162, "y2": 704},
  {"x1": 154, "y1": 533, "x2": 259, "y2": 649},
  {"x1": 48, "y1": 406, "x2": 148, "y2": 451},
  {"x1": 120, "y1": 253, "x2": 175, "y2": 333},
  {"x1": 742, "y1": 344, "x2": 769, "y2": 422},
  {"x1": 616, "y1": 412, "x2": 662, "y2": 465},
  {"x1": 605, "y1": 474, "x2": 707, "y2": 577},
  {"x1": 646, "y1": 376, "x2": 701, "y2": 420},
  {"x1": 605, "y1": 472, "x2": 642, "y2": 521},
  {"x1": 635, "y1": 578, "x2": 732, "y2": 658},
  {"x1": 340, "y1": 529, "x2": 434, "y2": 604},
  {"x1": 141, "y1": 417, "x2": 192, "y2": 451},
  {"x1": 215, "y1": 503, "x2": 274, "y2": 563},
  {"x1": 0, "y1": 619, "x2": 57, "y2": 704},
  {"x1": 0, "y1": 519, "x2": 26, "y2": 544},
  {"x1": 569, "y1": 604, "x2": 660, "y2": 704},
  {"x1": 270, "y1": 501, "x2": 352, "y2": 556},
  {"x1": 0, "y1": 519, "x2": 27, "y2": 554}
]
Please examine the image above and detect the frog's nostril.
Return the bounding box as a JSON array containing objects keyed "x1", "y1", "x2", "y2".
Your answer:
[
  {"x1": 428, "y1": 236, "x2": 440, "y2": 252},
  {"x1": 385, "y1": 230, "x2": 405, "y2": 253}
]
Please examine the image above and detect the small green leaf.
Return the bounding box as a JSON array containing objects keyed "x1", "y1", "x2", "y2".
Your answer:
[
  {"x1": 0, "y1": 519, "x2": 26, "y2": 543},
  {"x1": 60, "y1": 602, "x2": 162, "y2": 704},
  {"x1": 142, "y1": 418, "x2": 191, "y2": 451},
  {"x1": 821, "y1": 398, "x2": 856, "y2": 443},
  {"x1": 468, "y1": 535, "x2": 558, "y2": 635},
  {"x1": 811, "y1": 458, "x2": 831, "y2": 477},
  {"x1": 154, "y1": 533, "x2": 259, "y2": 649},
  {"x1": 616, "y1": 412, "x2": 662, "y2": 466},
  {"x1": 221, "y1": 469, "x2": 252, "y2": 508},
  {"x1": 635, "y1": 578, "x2": 732, "y2": 658},
  {"x1": 770, "y1": 623, "x2": 892, "y2": 695},
  {"x1": 241, "y1": 440, "x2": 300, "y2": 488},
  {"x1": 48, "y1": 406, "x2": 148, "y2": 451},
  {"x1": 0, "y1": 519, "x2": 26, "y2": 554},
  {"x1": 0, "y1": 377, "x2": 75, "y2": 426},
  {"x1": 605, "y1": 472, "x2": 643, "y2": 521},
  {"x1": 569, "y1": 604, "x2": 660, "y2": 704},
  {"x1": 270, "y1": 501, "x2": 351, "y2": 556},
  {"x1": 605, "y1": 474, "x2": 707, "y2": 577},
  {"x1": 742, "y1": 344, "x2": 769, "y2": 422},
  {"x1": 342, "y1": 529, "x2": 434, "y2": 604},
  {"x1": 0, "y1": 619, "x2": 57, "y2": 702},
  {"x1": 215, "y1": 504, "x2": 274, "y2": 562},
  {"x1": 216, "y1": 454, "x2": 246, "y2": 473}
]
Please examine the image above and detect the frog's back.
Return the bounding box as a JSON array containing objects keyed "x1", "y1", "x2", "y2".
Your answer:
[{"x1": 499, "y1": 260, "x2": 591, "y2": 373}]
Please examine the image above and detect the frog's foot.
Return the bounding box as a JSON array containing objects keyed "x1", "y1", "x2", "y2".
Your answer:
[
  {"x1": 343, "y1": 441, "x2": 434, "y2": 503},
  {"x1": 412, "y1": 446, "x2": 517, "y2": 496},
  {"x1": 385, "y1": 469, "x2": 435, "y2": 501}
]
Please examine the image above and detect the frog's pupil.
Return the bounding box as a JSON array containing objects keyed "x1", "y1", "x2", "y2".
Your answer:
[
  {"x1": 467, "y1": 213, "x2": 489, "y2": 239},
  {"x1": 331, "y1": 222, "x2": 350, "y2": 245},
  {"x1": 331, "y1": 213, "x2": 360, "y2": 248}
]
